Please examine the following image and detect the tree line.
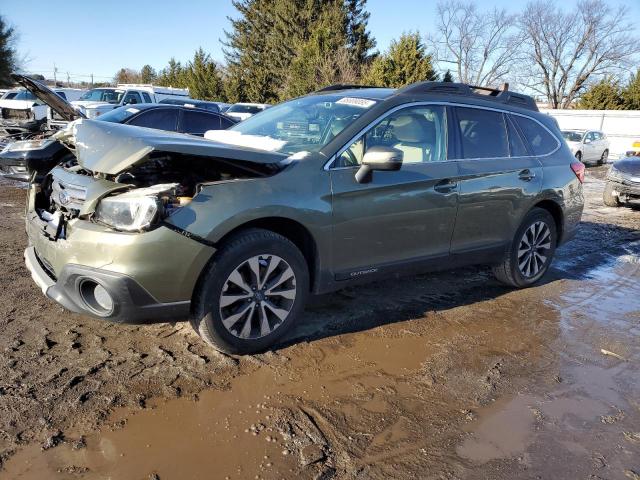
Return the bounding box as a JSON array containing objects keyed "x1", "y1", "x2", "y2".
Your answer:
[{"x1": 2, "y1": 1, "x2": 639, "y2": 109}]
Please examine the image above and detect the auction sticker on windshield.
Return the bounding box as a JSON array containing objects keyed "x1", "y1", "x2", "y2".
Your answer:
[{"x1": 336, "y1": 97, "x2": 377, "y2": 108}]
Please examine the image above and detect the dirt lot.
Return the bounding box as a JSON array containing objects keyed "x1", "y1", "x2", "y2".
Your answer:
[{"x1": 0, "y1": 166, "x2": 639, "y2": 480}]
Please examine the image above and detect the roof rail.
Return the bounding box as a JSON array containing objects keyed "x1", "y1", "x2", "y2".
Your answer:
[
  {"x1": 399, "y1": 81, "x2": 538, "y2": 111},
  {"x1": 314, "y1": 84, "x2": 382, "y2": 93}
]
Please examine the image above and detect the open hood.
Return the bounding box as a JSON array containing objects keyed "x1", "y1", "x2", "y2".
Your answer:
[
  {"x1": 11, "y1": 74, "x2": 86, "y2": 121},
  {"x1": 66, "y1": 119, "x2": 289, "y2": 175}
]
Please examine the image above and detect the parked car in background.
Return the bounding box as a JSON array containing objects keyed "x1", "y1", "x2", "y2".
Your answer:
[
  {"x1": 159, "y1": 97, "x2": 222, "y2": 113},
  {"x1": 0, "y1": 89, "x2": 18, "y2": 100},
  {"x1": 217, "y1": 103, "x2": 232, "y2": 113},
  {"x1": 603, "y1": 141, "x2": 640, "y2": 207},
  {"x1": 561, "y1": 129, "x2": 609, "y2": 165},
  {"x1": 1, "y1": 75, "x2": 235, "y2": 182},
  {"x1": 0, "y1": 87, "x2": 85, "y2": 135},
  {"x1": 22, "y1": 81, "x2": 584, "y2": 354},
  {"x1": 225, "y1": 102, "x2": 270, "y2": 121},
  {"x1": 61, "y1": 83, "x2": 190, "y2": 125}
]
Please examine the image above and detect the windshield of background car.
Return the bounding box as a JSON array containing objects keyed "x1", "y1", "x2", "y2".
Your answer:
[
  {"x1": 12, "y1": 90, "x2": 37, "y2": 101},
  {"x1": 226, "y1": 95, "x2": 378, "y2": 155},
  {"x1": 562, "y1": 131, "x2": 583, "y2": 142},
  {"x1": 79, "y1": 88, "x2": 124, "y2": 104},
  {"x1": 96, "y1": 105, "x2": 141, "y2": 123},
  {"x1": 228, "y1": 104, "x2": 264, "y2": 114}
]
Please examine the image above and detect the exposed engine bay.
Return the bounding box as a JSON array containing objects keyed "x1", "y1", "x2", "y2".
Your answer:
[{"x1": 33, "y1": 150, "x2": 283, "y2": 238}]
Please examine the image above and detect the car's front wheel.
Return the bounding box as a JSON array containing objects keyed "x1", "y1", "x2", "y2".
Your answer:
[
  {"x1": 493, "y1": 208, "x2": 557, "y2": 288},
  {"x1": 191, "y1": 229, "x2": 309, "y2": 354},
  {"x1": 598, "y1": 149, "x2": 609, "y2": 165},
  {"x1": 603, "y1": 182, "x2": 621, "y2": 207}
]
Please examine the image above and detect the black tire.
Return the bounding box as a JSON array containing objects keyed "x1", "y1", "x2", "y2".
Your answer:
[
  {"x1": 191, "y1": 228, "x2": 309, "y2": 355},
  {"x1": 575, "y1": 151, "x2": 582, "y2": 162},
  {"x1": 598, "y1": 149, "x2": 608, "y2": 166},
  {"x1": 603, "y1": 182, "x2": 621, "y2": 207},
  {"x1": 492, "y1": 208, "x2": 557, "y2": 288}
]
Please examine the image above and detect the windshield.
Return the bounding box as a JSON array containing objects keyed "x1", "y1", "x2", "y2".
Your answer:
[
  {"x1": 12, "y1": 90, "x2": 37, "y2": 101},
  {"x1": 227, "y1": 104, "x2": 265, "y2": 114},
  {"x1": 562, "y1": 131, "x2": 583, "y2": 142},
  {"x1": 221, "y1": 95, "x2": 378, "y2": 155},
  {"x1": 96, "y1": 105, "x2": 141, "y2": 123},
  {"x1": 79, "y1": 88, "x2": 124, "y2": 104}
]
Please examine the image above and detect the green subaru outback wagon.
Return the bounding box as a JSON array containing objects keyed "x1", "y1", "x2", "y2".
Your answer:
[{"x1": 23, "y1": 79, "x2": 585, "y2": 354}]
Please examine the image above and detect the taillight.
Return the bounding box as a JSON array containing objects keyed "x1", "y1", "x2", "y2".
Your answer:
[{"x1": 570, "y1": 161, "x2": 585, "y2": 183}]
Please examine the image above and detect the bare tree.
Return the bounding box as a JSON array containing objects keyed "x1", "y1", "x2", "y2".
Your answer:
[
  {"x1": 429, "y1": 1, "x2": 520, "y2": 87},
  {"x1": 519, "y1": 0, "x2": 640, "y2": 108}
]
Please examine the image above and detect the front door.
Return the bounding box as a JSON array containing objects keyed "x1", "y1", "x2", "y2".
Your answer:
[{"x1": 330, "y1": 104, "x2": 459, "y2": 279}]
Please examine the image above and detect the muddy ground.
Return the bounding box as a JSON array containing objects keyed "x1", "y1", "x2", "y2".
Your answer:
[{"x1": 0, "y1": 166, "x2": 639, "y2": 480}]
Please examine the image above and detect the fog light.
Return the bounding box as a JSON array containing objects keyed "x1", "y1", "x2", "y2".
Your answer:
[{"x1": 79, "y1": 279, "x2": 114, "y2": 316}]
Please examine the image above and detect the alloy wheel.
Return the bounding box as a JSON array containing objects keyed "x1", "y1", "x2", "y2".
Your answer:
[
  {"x1": 219, "y1": 254, "x2": 297, "y2": 339},
  {"x1": 517, "y1": 221, "x2": 552, "y2": 278}
]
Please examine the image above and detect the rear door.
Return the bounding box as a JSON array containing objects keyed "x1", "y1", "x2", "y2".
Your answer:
[
  {"x1": 179, "y1": 109, "x2": 222, "y2": 136},
  {"x1": 450, "y1": 107, "x2": 543, "y2": 256},
  {"x1": 330, "y1": 104, "x2": 460, "y2": 277}
]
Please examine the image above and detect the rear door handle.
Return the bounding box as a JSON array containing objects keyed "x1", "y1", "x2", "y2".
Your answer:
[
  {"x1": 434, "y1": 179, "x2": 458, "y2": 193},
  {"x1": 518, "y1": 169, "x2": 536, "y2": 181}
]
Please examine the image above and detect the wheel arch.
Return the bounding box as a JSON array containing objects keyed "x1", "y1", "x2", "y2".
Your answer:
[
  {"x1": 531, "y1": 199, "x2": 564, "y2": 242},
  {"x1": 196, "y1": 217, "x2": 320, "y2": 298}
]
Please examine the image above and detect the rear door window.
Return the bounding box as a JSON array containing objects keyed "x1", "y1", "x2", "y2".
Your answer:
[
  {"x1": 122, "y1": 91, "x2": 142, "y2": 105},
  {"x1": 181, "y1": 110, "x2": 221, "y2": 135},
  {"x1": 514, "y1": 116, "x2": 559, "y2": 156},
  {"x1": 455, "y1": 107, "x2": 509, "y2": 159},
  {"x1": 127, "y1": 108, "x2": 179, "y2": 131},
  {"x1": 141, "y1": 92, "x2": 152, "y2": 103}
]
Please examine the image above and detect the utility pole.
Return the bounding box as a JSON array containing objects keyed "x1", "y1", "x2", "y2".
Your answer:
[
  {"x1": 53, "y1": 63, "x2": 58, "y2": 85},
  {"x1": 66, "y1": 71, "x2": 70, "y2": 86},
  {"x1": 90, "y1": 73, "x2": 94, "y2": 87}
]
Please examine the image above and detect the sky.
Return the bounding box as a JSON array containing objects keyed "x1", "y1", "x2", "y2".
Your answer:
[{"x1": 3, "y1": 0, "x2": 639, "y2": 83}]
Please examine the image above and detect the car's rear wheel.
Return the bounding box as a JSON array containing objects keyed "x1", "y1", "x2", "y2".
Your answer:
[
  {"x1": 493, "y1": 208, "x2": 557, "y2": 288},
  {"x1": 598, "y1": 149, "x2": 608, "y2": 165},
  {"x1": 603, "y1": 182, "x2": 621, "y2": 207},
  {"x1": 191, "y1": 229, "x2": 309, "y2": 354}
]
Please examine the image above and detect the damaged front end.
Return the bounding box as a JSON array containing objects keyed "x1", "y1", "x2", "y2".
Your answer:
[
  {"x1": 25, "y1": 119, "x2": 289, "y2": 323},
  {"x1": 32, "y1": 119, "x2": 286, "y2": 237}
]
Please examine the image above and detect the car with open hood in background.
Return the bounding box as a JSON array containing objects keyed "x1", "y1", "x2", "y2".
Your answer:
[
  {"x1": 603, "y1": 140, "x2": 640, "y2": 207},
  {"x1": 0, "y1": 85, "x2": 85, "y2": 137},
  {"x1": 22, "y1": 81, "x2": 584, "y2": 354},
  {"x1": 0, "y1": 75, "x2": 236, "y2": 182}
]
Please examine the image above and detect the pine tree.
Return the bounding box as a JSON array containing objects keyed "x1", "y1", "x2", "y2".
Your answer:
[
  {"x1": 140, "y1": 65, "x2": 157, "y2": 84},
  {"x1": 622, "y1": 69, "x2": 640, "y2": 110},
  {"x1": 364, "y1": 32, "x2": 437, "y2": 88},
  {"x1": 443, "y1": 70, "x2": 453, "y2": 82},
  {"x1": 183, "y1": 48, "x2": 224, "y2": 101},
  {"x1": 578, "y1": 77, "x2": 624, "y2": 110},
  {"x1": 157, "y1": 58, "x2": 187, "y2": 88},
  {"x1": 0, "y1": 16, "x2": 16, "y2": 87}
]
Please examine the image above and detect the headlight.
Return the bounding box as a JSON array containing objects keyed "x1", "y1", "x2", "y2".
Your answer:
[
  {"x1": 607, "y1": 165, "x2": 624, "y2": 181},
  {"x1": 94, "y1": 184, "x2": 178, "y2": 232},
  {"x1": 86, "y1": 109, "x2": 102, "y2": 119},
  {"x1": 5, "y1": 139, "x2": 53, "y2": 152}
]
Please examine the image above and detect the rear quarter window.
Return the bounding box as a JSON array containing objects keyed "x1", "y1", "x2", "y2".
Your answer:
[{"x1": 513, "y1": 116, "x2": 559, "y2": 156}]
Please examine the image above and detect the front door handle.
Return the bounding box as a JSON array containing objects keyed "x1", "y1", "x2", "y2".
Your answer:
[
  {"x1": 434, "y1": 179, "x2": 458, "y2": 193},
  {"x1": 518, "y1": 169, "x2": 536, "y2": 181}
]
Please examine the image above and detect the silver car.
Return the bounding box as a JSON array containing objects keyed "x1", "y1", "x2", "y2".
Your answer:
[{"x1": 561, "y1": 129, "x2": 610, "y2": 165}]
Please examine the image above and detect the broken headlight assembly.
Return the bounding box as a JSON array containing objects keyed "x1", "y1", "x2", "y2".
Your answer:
[{"x1": 93, "y1": 183, "x2": 187, "y2": 232}]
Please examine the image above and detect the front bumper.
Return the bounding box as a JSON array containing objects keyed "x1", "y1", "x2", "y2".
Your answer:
[
  {"x1": 24, "y1": 246, "x2": 190, "y2": 323},
  {"x1": 607, "y1": 179, "x2": 640, "y2": 197},
  {"x1": 25, "y1": 206, "x2": 215, "y2": 323}
]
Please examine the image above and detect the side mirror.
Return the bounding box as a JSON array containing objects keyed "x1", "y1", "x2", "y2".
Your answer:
[
  {"x1": 355, "y1": 146, "x2": 403, "y2": 183},
  {"x1": 584, "y1": 138, "x2": 591, "y2": 144}
]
